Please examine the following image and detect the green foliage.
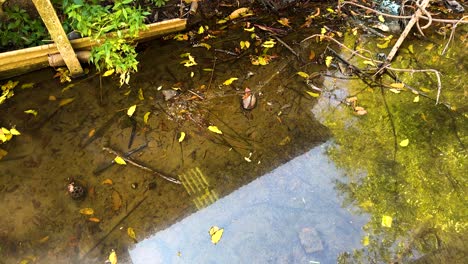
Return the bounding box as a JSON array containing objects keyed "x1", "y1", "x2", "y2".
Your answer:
[
  {"x1": 64, "y1": 0, "x2": 150, "y2": 85},
  {"x1": 150, "y1": 0, "x2": 170, "y2": 8},
  {"x1": 0, "y1": 6, "x2": 49, "y2": 51}
]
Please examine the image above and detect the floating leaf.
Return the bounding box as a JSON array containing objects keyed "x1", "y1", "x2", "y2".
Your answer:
[
  {"x1": 79, "y1": 208, "x2": 94, "y2": 215},
  {"x1": 138, "y1": 88, "x2": 144, "y2": 100},
  {"x1": 244, "y1": 27, "x2": 255, "y2": 32},
  {"x1": 306, "y1": 91, "x2": 320, "y2": 97},
  {"x1": 381, "y1": 215, "x2": 393, "y2": 227},
  {"x1": 208, "y1": 126, "x2": 223, "y2": 134},
  {"x1": 127, "y1": 227, "x2": 137, "y2": 242},
  {"x1": 209, "y1": 226, "x2": 224, "y2": 244},
  {"x1": 363, "y1": 60, "x2": 376, "y2": 66},
  {"x1": 321, "y1": 27, "x2": 327, "y2": 34},
  {"x1": 102, "y1": 69, "x2": 115, "y2": 77},
  {"x1": 389, "y1": 88, "x2": 401, "y2": 94},
  {"x1": 143, "y1": 112, "x2": 151, "y2": 124},
  {"x1": 362, "y1": 235, "x2": 370, "y2": 246},
  {"x1": 9, "y1": 128, "x2": 21, "y2": 135},
  {"x1": 24, "y1": 109, "x2": 38, "y2": 117},
  {"x1": 261, "y1": 39, "x2": 276, "y2": 48},
  {"x1": 198, "y1": 25, "x2": 205, "y2": 34},
  {"x1": 102, "y1": 179, "x2": 113, "y2": 185},
  {"x1": 378, "y1": 15, "x2": 385, "y2": 23},
  {"x1": 114, "y1": 156, "x2": 126, "y2": 165},
  {"x1": 108, "y1": 250, "x2": 117, "y2": 264},
  {"x1": 21, "y1": 83, "x2": 35, "y2": 89},
  {"x1": 399, "y1": 139, "x2": 409, "y2": 147},
  {"x1": 178, "y1": 132, "x2": 186, "y2": 142},
  {"x1": 59, "y1": 98, "x2": 75, "y2": 107},
  {"x1": 127, "y1": 105, "x2": 137, "y2": 117},
  {"x1": 88, "y1": 217, "x2": 100, "y2": 223},
  {"x1": 325, "y1": 56, "x2": 333, "y2": 67},
  {"x1": 413, "y1": 95, "x2": 420, "y2": 103},
  {"x1": 390, "y1": 83, "x2": 405, "y2": 89},
  {"x1": 223, "y1": 78, "x2": 238, "y2": 85},
  {"x1": 240, "y1": 40, "x2": 250, "y2": 49},
  {"x1": 277, "y1": 17, "x2": 291, "y2": 27},
  {"x1": 297, "y1": 72, "x2": 309, "y2": 79}
]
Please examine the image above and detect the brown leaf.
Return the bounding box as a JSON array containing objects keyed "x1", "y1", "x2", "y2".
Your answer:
[
  {"x1": 111, "y1": 190, "x2": 122, "y2": 211},
  {"x1": 309, "y1": 50, "x2": 316, "y2": 61}
]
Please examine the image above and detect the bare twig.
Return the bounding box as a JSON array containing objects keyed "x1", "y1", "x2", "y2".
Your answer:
[
  {"x1": 442, "y1": 16, "x2": 468, "y2": 55},
  {"x1": 272, "y1": 35, "x2": 299, "y2": 58},
  {"x1": 102, "y1": 146, "x2": 182, "y2": 184}
]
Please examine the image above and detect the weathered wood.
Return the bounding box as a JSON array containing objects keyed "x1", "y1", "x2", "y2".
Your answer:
[
  {"x1": 0, "y1": 18, "x2": 187, "y2": 80},
  {"x1": 31, "y1": 0, "x2": 84, "y2": 77}
]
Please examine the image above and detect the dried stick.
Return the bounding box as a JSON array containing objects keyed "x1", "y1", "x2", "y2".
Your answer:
[
  {"x1": 442, "y1": 16, "x2": 468, "y2": 55},
  {"x1": 385, "y1": 0, "x2": 431, "y2": 63},
  {"x1": 102, "y1": 147, "x2": 182, "y2": 184}
]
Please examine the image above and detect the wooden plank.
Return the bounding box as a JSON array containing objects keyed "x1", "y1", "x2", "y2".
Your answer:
[
  {"x1": 0, "y1": 18, "x2": 186, "y2": 80},
  {"x1": 31, "y1": 0, "x2": 84, "y2": 77}
]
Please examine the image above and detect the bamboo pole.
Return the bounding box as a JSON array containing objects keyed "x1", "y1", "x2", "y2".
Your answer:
[
  {"x1": 0, "y1": 18, "x2": 187, "y2": 80},
  {"x1": 31, "y1": 0, "x2": 84, "y2": 77}
]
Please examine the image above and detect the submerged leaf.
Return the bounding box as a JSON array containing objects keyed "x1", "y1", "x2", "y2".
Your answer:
[
  {"x1": 21, "y1": 83, "x2": 35, "y2": 89},
  {"x1": 209, "y1": 226, "x2": 224, "y2": 244},
  {"x1": 325, "y1": 56, "x2": 333, "y2": 67},
  {"x1": 127, "y1": 227, "x2": 137, "y2": 242},
  {"x1": 127, "y1": 105, "x2": 137, "y2": 117},
  {"x1": 208, "y1": 126, "x2": 223, "y2": 134},
  {"x1": 59, "y1": 98, "x2": 75, "y2": 107},
  {"x1": 138, "y1": 88, "x2": 144, "y2": 100},
  {"x1": 79, "y1": 208, "x2": 94, "y2": 215},
  {"x1": 143, "y1": 112, "x2": 151, "y2": 124},
  {"x1": 88, "y1": 217, "x2": 100, "y2": 223},
  {"x1": 297, "y1": 72, "x2": 310, "y2": 79},
  {"x1": 114, "y1": 156, "x2": 126, "y2": 165},
  {"x1": 24, "y1": 110, "x2": 38, "y2": 116}
]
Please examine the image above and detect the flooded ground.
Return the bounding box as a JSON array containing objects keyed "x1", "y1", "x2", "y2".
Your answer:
[{"x1": 1, "y1": 2, "x2": 467, "y2": 264}]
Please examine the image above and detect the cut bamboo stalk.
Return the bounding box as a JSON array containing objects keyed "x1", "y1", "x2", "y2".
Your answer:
[
  {"x1": 0, "y1": 18, "x2": 187, "y2": 80},
  {"x1": 32, "y1": 0, "x2": 84, "y2": 77}
]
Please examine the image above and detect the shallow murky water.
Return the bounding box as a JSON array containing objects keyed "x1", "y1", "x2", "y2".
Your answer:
[{"x1": 1, "y1": 2, "x2": 467, "y2": 264}]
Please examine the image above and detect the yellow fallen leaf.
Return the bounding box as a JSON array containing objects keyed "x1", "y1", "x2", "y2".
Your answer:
[
  {"x1": 306, "y1": 91, "x2": 320, "y2": 97},
  {"x1": 102, "y1": 69, "x2": 115, "y2": 77},
  {"x1": 198, "y1": 43, "x2": 211, "y2": 50},
  {"x1": 21, "y1": 83, "x2": 35, "y2": 89},
  {"x1": 127, "y1": 227, "x2": 137, "y2": 242},
  {"x1": 9, "y1": 127, "x2": 21, "y2": 135},
  {"x1": 108, "y1": 250, "x2": 117, "y2": 264},
  {"x1": 244, "y1": 27, "x2": 255, "y2": 32},
  {"x1": 24, "y1": 109, "x2": 38, "y2": 116},
  {"x1": 209, "y1": 226, "x2": 224, "y2": 244},
  {"x1": 114, "y1": 156, "x2": 126, "y2": 165},
  {"x1": 127, "y1": 105, "x2": 137, "y2": 117},
  {"x1": 88, "y1": 217, "x2": 100, "y2": 223},
  {"x1": 59, "y1": 98, "x2": 75, "y2": 107},
  {"x1": 143, "y1": 112, "x2": 151, "y2": 124},
  {"x1": 362, "y1": 235, "x2": 370, "y2": 246},
  {"x1": 390, "y1": 83, "x2": 405, "y2": 89},
  {"x1": 49, "y1": 95, "x2": 57, "y2": 101},
  {"x1": 240, "y1": 40, "x2": 250, "y2": 49},
  {"x1": 413, "y1": 96, "x2": 420, "y2": 103},
  {"x1": 138, "y1": 88, "x2": 144, "y2": 100},
  {"x1": 79, "y1": 208, "x2": 94, "y2": 215},
  {"x1": 178, "y1": 132, "x2": 186, "y2": 142},
  {"x1": 363, "y1": 60, "x2": 376, "y2": 66},
  {"x1": 228, "y1": 7, "x2": 250, "y2": 20},
  {"x1": 399, "y1": 139, "x2": 409, "y2": 147},
  {"x1": 277, "y1": 17, "x2": 291, "y2": 27},
  {"x1": 198, "y1": 25, "x2": 205, "y2": 34},
  {"x1": 38, "y1": 236, "x2": 49, "y2": 244},
  {"x1": 102, "y1": 178, "x2": 113, "y2": 185},
  {"x1": 261, "y1": 39, "x2": 276, "y2": 48},
  {"x1": 377, "y1": 40, "x2": 390, "y2": 49},
  {"x1": 208, "y1": 125, "x2": 223, "y2": 134},
  {"x1": 381, "y1": 215, "x2": 393, "y2": 227},
  {"x1": 389, "y1": 88, "x2": 401, "y2": 94},
  {"x1": 61, "y1": 83, "x2": 75, "y2": 93},
  {"x1": 88, "y1": 129, "x2": 95, "y2": 138},
  {"x1": 297, "y1": 72, "x2": 309, "y2": 79},
  {"x1": 378, "y1": 15, "x2": 385, "y2": 23},
  {"x1": 223, "y1": 77, "x2": 238, "y2": 85},
  {"x1": 325, "y1": 56, "x2": 333, "y2": 67},
  {"x1": 190, "y1": 72, "x2": 194, "y2": 78},
  {"x1": 408, "y1": 44, "x2": 414, "y2": 54}
]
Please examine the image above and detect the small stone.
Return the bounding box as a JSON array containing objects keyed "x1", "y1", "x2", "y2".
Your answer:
[
  {"x1": 298, "y1": 227, "x2": 323, "y2": 253},
  {"x1": 131, "y1": 183, "x2": 138, "y2": 189},
  {"x1": 162, "y1": 90, "x2": 178, "y2": 101}
]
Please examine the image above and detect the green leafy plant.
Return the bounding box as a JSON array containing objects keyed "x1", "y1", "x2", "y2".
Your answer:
[
  {"x1": 0, "y1": 6, "x2": 49, "y2": 51},
  {"x1": 64, "y1": 0, "x2": 149, "y2": 85},
  {"x1": 150, "y1": 0, "x2": 170, "y2": 8}
]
